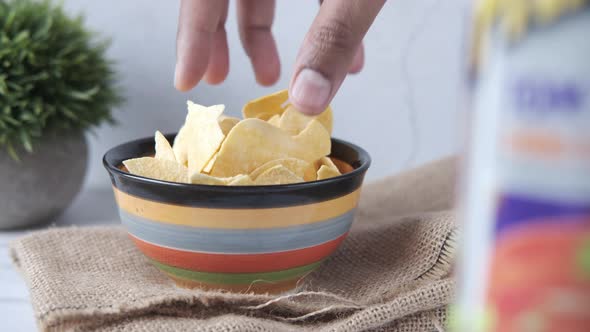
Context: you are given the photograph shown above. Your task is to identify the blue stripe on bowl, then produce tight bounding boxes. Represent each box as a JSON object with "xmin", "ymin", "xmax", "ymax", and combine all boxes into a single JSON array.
[{"xmin": 120, "ymin": 209, "xmax": 354, "ymax": 254}]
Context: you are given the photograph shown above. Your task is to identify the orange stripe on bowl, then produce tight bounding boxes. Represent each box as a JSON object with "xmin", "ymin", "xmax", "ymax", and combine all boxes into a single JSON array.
[
  {"xmin": 130, "ymin": 233, "xmax": 347, "ymax": 273},
  {"xmin": 114, "ymin": 187, "xmax": 360, "ymax": 229}
]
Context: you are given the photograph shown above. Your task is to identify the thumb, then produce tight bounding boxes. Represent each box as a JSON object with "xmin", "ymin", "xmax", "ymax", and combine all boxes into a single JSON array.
[{"xmin": 289, "ymin": 0, "xmax": 385, "ymax": 115}]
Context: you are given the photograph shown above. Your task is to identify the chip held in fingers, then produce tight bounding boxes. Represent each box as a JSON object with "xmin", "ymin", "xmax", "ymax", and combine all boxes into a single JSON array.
[
  {"xmin": 243, "ymin": 89, "xmax": 333, "ymax": 135},
  {"xmin": 242, "ymin": 89, "xmax": 289, "ymax": 120},
  {"xmin": 122, "ymin": 90, "xmax": 348, "ymax": 185},
  {"xmin": 210, "ymin": 118, "xmax": 330, "ymax": 177},
  {"xmin": 267, "ymin": 114, "xmax": 281, "ymax": 127},
  {"xmin": 279, "ymin": 104, "xmax": 333, "ymax": 135}
]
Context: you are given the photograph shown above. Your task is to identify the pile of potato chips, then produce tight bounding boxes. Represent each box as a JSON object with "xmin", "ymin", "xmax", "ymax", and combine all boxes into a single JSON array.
[{"xmin": 123, "ymin": 90, "xmax": 342, "ymax": 185}]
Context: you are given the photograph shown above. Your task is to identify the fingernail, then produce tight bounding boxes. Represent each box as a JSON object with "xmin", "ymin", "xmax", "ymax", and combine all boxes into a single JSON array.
[{"xmin": 291, "ymin": 68, "xmax": 331, "ymax": 115}]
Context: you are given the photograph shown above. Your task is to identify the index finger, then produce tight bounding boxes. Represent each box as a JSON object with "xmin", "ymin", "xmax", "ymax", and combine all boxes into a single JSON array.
[
  {"xmin": 237, "ymin": 0, "xmax": 280, "ymax": 86},
  {"xmin": 175, "ymin": 0, "xmax": 226, "ymax": 91},
  {"xmin": 289, "ymin": 0, "xmax": 385, "ymax": 114}
]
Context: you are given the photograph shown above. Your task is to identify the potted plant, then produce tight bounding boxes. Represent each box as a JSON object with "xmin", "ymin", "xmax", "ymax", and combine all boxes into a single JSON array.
[{"xmin": 0, "ymin": 0, "xmax": 122, "ymax": 229}]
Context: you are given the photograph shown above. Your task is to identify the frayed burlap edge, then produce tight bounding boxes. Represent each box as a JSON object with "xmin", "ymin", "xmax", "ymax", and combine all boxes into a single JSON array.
[{"xmin": 10, "ymin": 224, "xmax": 457, "ymax": 332}]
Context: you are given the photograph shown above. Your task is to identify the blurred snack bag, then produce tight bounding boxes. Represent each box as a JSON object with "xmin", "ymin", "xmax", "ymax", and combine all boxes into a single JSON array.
[{"xmin": 453, "ymin": 1, "xmax": 590, "ymax": 331}]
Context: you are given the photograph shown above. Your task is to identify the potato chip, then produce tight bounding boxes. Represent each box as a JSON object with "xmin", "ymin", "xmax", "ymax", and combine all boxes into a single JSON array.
[
  {"xmin": 173, "ymin": 102, "xmax": 225, "ymax": 170},
  {"xmin": 184, "ymin": 102, "xmax": 225, "ymax": 174},
  {"xmin": 172, "ymin": 107, "xmax": 201, "ymax": 166},
  {"xmin": 242, "ymin": 89, "xmax": 332, "ymax": 134},
  {"xmin": 201, "ymin": 114, "xmax": 238, "ymax": 173},
  {"xmin": 126, "ymin": 88, "xmax": 347, "ymax": 187},
  {"xmin": 172, "ymin": 122, "xmax": 190, "ymax": 166},
  {"xmin": 189, "ymin": 173, "xmax": 227, "ymax": 185},
  {"xmin": 253, "ymin": 112, "xmax": 275, "ymax": 121},
  {"xmin": 123, "ymin": 157, "xmax": 188, "ymax": 183},
  {"xmin": 279, "ymin": 104, "xmax": 333, "ymax": 135},
  {"xmin": 316, "ymin": 156, "xmax": 339, "ymax": 172},
  {"xmin": 249, "ymin": 158, "xmax": 315, "ymax": 181},
  {"xmin": 317, "ymin": 165, "xmax": 341, "ymax": 180},
  {"xmin": 254, "ymin": 165, "xmax": 304, "ymax": 185},
  {"xmin": 317, "ymin": 105, "xmax": 333, "ymax": 134},
  {"xmin": 218, "ymin": 115, "xmax": 240, "ymax": 135},
  {"xmin": 242, "ymin": 89, "xmax": 289, "ymax": 119},
  {"xmin": 202, "ymin": 153, "xmax": 217, "ymax": 173},
  {"xmin": 210, "ymin": 118, "xmax": 330, "ymax": 177},
  {"xmin": 190, "ymin": 172, "xmax": 254, "ymax": 186},
  {"xmin": 227, "ymin": 174, "xmax": 254, "ymax": 186},
  {"xmin": 267, "ymin": 114, "xmax": 281, "ymax": 127},
  {"xmin": 154, "ymin": 131, "xmax": 176, "ymax": 162},
  {"xmin": 291, "ymin": 120, "xmax": 331, "ymax": 159},
  {"xmin": 315, "ymin": 156, "xmax": 341, "ymax": 180}
]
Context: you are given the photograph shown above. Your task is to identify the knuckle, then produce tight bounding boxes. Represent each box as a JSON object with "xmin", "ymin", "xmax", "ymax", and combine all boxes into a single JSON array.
[{"xmin": 309, "ymin": 20, "xmax": 355, "ymax": 55}]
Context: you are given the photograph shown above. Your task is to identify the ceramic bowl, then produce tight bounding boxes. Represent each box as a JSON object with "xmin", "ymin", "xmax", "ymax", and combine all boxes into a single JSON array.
[{"xmin": 103, "ymin": 134, "xmax": 370, "ymax": 294}]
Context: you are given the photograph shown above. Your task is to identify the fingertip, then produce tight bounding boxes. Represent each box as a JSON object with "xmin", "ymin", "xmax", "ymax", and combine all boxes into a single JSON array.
[
  {"xmin": 288, "ymin": 68, "xmax": 331, "ymax": 116},
  {"xmin": 175, "ymin": 39, "xmax": 209, "ymax": 91},
  {"xmin": 204, "ymin": 28, "xmax": 230, "ymax": 85},
  {"xmin": 348, "ymin": 62, "xmax": 363, "ymax": 74},
  {"xmin": 174, "ymin": 64, "xmax": 199, "ymax": 91},
  {"xmin": 175, "ymin": 0, "xmax": 227, "ymax": 91},
  {"xmin": 254, "ymin": 55, "xmax": 280, "ymax": 86},
  {"xmin": 348, "ymin": 46, "xmax": 364, "ymax": 74},
  {"xmin": 204, "ymin": 71, "xmax": 228, "ymax": 85},
  {"xmin": 247, "ymin": 34, "xmax": 281, "ymax": 86},
  {"xmin": 256, "ymin": 74, "xmax": 279, "ymax": 87},
  {"xmin": 203, "ymin": 56, "xmax": 229, "ymax": 85},
  {"xmin": 175, "ymin": 81, "xmax": 199, "ymax": 92}
]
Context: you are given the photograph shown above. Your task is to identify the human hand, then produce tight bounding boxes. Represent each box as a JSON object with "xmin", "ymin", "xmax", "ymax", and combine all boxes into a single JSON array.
[{"xmin": 174, "ymin": 0, "xmax": 385, "ymax": 115}]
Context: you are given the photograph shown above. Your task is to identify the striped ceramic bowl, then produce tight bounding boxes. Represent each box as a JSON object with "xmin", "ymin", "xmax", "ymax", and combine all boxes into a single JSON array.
[{"xmin": 103, "ymin": 134, "xmax": 370, "ymax": 294}]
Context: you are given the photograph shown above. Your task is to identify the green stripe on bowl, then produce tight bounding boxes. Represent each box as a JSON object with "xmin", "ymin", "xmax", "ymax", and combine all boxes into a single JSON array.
[{"xmin": 150, "ymin": 259, "xmax": 322, "ymax": 285}]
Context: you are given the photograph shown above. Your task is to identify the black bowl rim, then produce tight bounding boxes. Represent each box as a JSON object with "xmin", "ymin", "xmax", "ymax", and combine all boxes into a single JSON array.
[{"xmin": 103, "ymin": 134, "xmax": 371, "ymax": 193}]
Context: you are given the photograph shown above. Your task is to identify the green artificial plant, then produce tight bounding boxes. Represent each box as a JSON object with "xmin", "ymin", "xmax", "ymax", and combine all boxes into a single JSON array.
[{"xmin": 0, "ymin": 0, "xmax": 122, "ymax": 159}]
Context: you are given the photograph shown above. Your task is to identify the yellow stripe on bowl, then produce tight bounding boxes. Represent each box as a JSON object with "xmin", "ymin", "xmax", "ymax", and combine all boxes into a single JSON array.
[{"xmin": 114, "ymin": 187, "xmax": 360, "ymax": 229}]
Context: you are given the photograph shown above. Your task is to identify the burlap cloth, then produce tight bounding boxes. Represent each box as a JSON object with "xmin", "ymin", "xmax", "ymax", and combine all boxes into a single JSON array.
[{"xmin": 10, "ymin": 157, "xmax": 458, "ymax": 332}]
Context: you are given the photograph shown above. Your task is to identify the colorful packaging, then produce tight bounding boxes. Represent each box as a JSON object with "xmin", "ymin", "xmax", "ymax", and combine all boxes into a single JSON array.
[{"xmin": 453, "ymin": 1, "xmax": 590, "ymax": 331}]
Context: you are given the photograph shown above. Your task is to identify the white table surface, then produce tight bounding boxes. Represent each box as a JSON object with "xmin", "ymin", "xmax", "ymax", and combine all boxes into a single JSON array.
[{"xmin": 0, "ymin": 188, "xmax": 119, "ymax": 332}]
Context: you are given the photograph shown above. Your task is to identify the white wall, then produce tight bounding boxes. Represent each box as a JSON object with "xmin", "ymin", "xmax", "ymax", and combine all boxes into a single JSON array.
[{"xmin": 62, "ymin": 0, "xmax": 468, "ymax": 189}]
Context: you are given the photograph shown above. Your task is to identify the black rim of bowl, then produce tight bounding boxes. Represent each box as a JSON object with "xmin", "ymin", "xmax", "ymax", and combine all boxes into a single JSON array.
[{"xmin": 103, "ymin": 134, "xmax": 371, "ymax": 192}]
